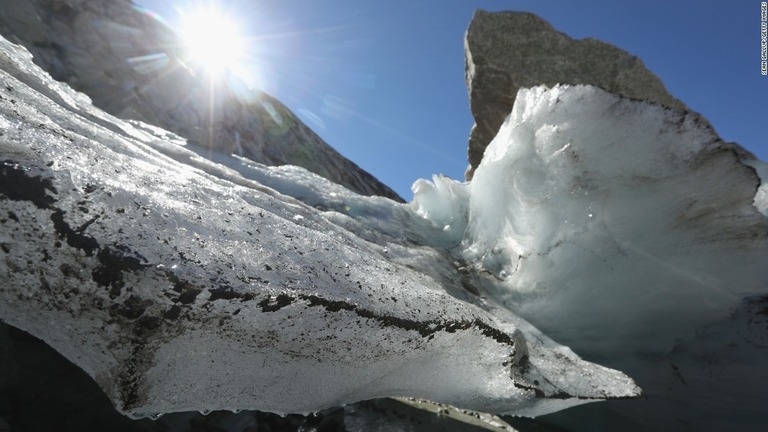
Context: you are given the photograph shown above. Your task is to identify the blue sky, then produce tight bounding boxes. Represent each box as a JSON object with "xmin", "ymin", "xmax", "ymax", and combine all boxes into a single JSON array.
[{"xmin": 138, "ymin": 0, "xmax": 767, "ymax": 200}]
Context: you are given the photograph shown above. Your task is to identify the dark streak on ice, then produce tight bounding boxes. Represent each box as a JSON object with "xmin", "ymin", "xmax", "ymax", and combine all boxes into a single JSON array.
[
  {"xmin": 0, "ymin": 161, "xmax": 102, "ymax": 257},
  {"xmin": 0, "ymin": 160, "xmax": 57, "ymax": 209},
  {"xmin": 298, "ymin": 293, "xmax": 515, "ymax": 347},
  {"xmin": 298, "ymin": 294, "xmax": 515, "ymax": 346},
  {"xmin": 208, "ymin": 287, "xmax": 243, "ymax": 301},
  {"xmin": 51, "ymin": 210, "xmax": 100, "ymax": 256},
  {"xmin": 201, "ymin": 285, "xmax": 516, "ymax": 348},
  {"xmin": 258, "ymin": 294, "xmax": 294, "ymax": 312},
  {"xmin": 92, "ymin": 246, "xmax": 151, "ymax": 296}
]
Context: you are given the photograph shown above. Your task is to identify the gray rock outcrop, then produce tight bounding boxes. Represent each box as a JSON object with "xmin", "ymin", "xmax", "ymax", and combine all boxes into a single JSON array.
[
  {"xmin": 464, "ymin": 10, "xmax": 691, "ymax": 179},
  {"xmin": 0, "ymin": 0, "xmax": 403, "ymax": 202}
]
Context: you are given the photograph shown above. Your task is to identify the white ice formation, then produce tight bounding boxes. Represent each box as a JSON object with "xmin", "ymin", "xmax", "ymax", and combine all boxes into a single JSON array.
[
  {"xmin": 0, "ymin": 35, "xmax": 640, "ymax": 420},
  {"xmin": 413, "ymin": 85, "xmax": 768, "ymax": 429},
  {"xmin": 2, "ymin": 26, "xmax": 767, "ymax": 429},
  {"xmin": 459, "ymin": 85, "xmax": 768, "ymax": 354}
]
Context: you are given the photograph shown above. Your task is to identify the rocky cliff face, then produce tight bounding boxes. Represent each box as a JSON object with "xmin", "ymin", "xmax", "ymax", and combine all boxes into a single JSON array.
[
  {"xmin": 464, "ymin": 10, "xmax": 694, "ymax": 179},
  {"xmin": 0, "ymin": 0, "xmax": 403, "ymax": 202}
]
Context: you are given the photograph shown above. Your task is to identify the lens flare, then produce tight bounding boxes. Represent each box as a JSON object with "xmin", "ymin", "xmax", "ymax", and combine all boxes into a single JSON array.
[{"xmin": 178, "ymin": 5, "xmax": 245, "ymax": 78}]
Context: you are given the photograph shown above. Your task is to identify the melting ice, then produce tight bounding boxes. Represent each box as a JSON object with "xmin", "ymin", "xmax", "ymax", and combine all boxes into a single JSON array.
[
  {"xmin": 3, "ymin": 33, "xmax": 766, "ymax": 428},
  {"xmin": 414, "ymin": 85, "xmax": 768, "ymax": 356},
  {"xmin": 0, "ymin": 35, "xmax": 641, "ymax": 420}
]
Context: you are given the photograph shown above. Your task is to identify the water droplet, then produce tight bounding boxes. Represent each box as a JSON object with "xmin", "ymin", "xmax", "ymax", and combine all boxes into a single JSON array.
[{"xmin": 588, "ymin": 213, "xmax": 593, "ymax": 218}]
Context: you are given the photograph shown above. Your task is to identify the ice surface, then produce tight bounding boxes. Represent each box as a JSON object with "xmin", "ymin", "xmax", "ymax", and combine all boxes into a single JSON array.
[
  {"xmin": 411, "ymin": 85, "xmax": 768, "ymax": 428},
  {"xmin": 410, "ymin": 175, "xmax": 470, "ymax": 246},
  {"xmin": 413, "ymin": 85, "xmax": 768, "ymax": 354},
  {"xmin": 0, "ymin": 35, "xmax": 639, "ymax": 420},
  {"xmin": 458, "ymin": 85, "xmax": 768, "ymax": 355}
]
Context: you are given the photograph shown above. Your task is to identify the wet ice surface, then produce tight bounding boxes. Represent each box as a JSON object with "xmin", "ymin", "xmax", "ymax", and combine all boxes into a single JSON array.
[{"xmin": 0, "ymin": 35, "xmax": 639, "ymax": 421}]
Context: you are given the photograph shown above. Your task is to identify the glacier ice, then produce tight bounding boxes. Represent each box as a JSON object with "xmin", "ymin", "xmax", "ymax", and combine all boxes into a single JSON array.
[
  {"xmin": 411, "ymin": 174, "xmax": 470, "ymax": 246},
  {"xmin": 458, "ymin": 84, "xmax": 768, "ymax": 355},
  {"xmin": 411, "ymin": 85, "xmax": 768, "ymax": 429},
  {"xmin": 0, "ymin": 34, "xmax": 640, "ymax": 420}
]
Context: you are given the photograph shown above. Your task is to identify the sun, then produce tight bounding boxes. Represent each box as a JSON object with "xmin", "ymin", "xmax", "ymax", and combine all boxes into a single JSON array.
[{"xmin": 178, "ymin": 5, "xmax": 246, "ymax": 78}]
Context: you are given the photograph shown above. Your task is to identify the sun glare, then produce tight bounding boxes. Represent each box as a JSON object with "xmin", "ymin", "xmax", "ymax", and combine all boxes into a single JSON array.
[{"xmin": 179, "ymin": 6, "xmax": 246, "ymax": 78}]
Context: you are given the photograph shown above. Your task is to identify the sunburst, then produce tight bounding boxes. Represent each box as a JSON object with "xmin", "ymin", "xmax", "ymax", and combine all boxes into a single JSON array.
[{"xmin": 177, "ymin": 4, "xmax": 246, "ymax": 79}]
